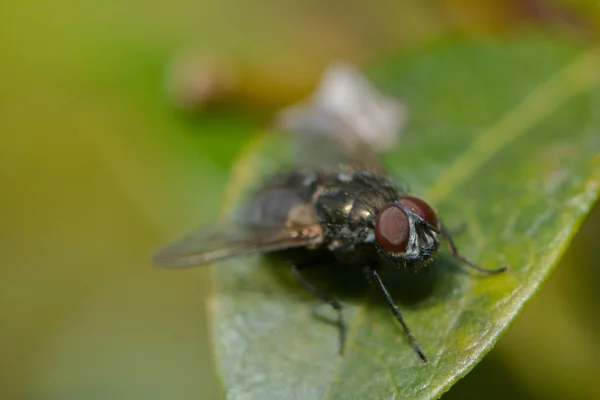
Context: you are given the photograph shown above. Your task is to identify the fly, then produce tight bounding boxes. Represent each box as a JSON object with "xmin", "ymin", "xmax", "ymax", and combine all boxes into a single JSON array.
[{"xmin": 152, "ymin": 64, "xmax": 508, "ymax": 363}]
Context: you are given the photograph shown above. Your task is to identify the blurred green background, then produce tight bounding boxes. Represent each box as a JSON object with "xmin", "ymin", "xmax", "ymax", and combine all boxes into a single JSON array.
[{"xmin": 1, "ymin": 1, "xmax": 599, "ymax": 399}]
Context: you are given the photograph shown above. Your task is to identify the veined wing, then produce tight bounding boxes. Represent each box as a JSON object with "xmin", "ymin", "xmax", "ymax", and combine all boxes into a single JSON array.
[{"xmin": 152, "ymin": 222, "xmax": 323, "ymax": 268}]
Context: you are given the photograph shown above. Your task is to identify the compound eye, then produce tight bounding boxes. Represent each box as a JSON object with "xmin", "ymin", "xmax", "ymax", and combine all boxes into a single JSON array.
[
  {"xmin": 398, "ymin": 196, "xmax": 439, "ymax": 227},
  {"xmin": 375, "ymin": 204, "xmax": 409, "ymax": 253}
]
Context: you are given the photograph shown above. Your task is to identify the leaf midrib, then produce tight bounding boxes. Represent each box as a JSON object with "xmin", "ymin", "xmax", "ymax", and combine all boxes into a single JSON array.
[{"xmin": 427, "ymin": 47, "xmax": 600, "ymax": 203}]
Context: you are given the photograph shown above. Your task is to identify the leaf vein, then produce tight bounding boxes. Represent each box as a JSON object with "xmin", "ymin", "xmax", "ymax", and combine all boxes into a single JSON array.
[{"xmin": 427, "ymin": 47, "xmax": 600, "ymax": 203}]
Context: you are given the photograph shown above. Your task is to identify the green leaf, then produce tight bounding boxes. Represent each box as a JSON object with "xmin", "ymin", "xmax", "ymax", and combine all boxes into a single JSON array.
[{"xmin": 209, "ymin": 37, "xmax": 600, "ymax": 399}]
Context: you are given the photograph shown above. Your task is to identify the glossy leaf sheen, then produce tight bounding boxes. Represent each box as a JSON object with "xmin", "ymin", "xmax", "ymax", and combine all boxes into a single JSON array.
[{"xmin": 210, "ymin": 38, "xmax": 600, "ymax": 399}]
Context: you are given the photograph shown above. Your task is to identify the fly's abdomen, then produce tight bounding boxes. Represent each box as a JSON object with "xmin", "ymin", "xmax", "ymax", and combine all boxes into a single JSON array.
[{"xmin": 245, "ymin": 172, "xmax": 319, "ymax": 227}]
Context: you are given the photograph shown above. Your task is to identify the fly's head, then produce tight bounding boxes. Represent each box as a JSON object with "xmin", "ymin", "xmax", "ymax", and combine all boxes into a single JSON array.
[{"xmin": 374, "ymin": 196, "xmax": 440, "ymax": 266}]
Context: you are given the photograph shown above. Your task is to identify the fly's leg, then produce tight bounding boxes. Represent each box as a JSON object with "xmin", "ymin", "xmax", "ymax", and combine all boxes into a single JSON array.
[
  {"xmin": 365, "ymin": 267, "xmax": 428, "ymax": 363},
  {"xmin": 290, "ymin": 264, "xmax": 346, "ymax": 355},
  {"xmin": 440, "ymin": 221, "xmax": 508, "ymax": 275}
]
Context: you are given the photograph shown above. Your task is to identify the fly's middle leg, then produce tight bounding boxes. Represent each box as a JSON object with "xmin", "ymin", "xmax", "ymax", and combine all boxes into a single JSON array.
[{"xmin": 290, "ymin": 264, "xmax": 346, "ymax": 355}]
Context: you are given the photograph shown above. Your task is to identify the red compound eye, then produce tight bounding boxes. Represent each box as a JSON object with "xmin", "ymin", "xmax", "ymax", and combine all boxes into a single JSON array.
[
  {"xmin": 398, "ymin": 196, "xmax": 438, "ymax": 227},
  {"xmin": 375, "ymin": 204, "xmax": 409, "ymax": 253}
]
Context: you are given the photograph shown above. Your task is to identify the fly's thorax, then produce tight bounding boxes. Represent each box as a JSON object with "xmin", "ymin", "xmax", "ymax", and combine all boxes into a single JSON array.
[
  {"xmin": 311, "ymin": 169, "xmax": 398, "ymax": 222},
  {"xmin": 309, "ymin": 169, "xmax": 399, "ymax": 262}
]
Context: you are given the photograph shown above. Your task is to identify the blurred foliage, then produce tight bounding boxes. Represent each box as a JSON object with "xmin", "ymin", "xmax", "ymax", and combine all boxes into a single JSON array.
[{"xmin": 1, "ymin": 1, "xmax": 599, "ymax": 399}]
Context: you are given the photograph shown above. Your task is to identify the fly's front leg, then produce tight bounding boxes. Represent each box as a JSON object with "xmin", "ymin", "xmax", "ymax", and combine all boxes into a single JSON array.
[
  {"xmin": 440, "ymin": 222, "xmax": 508, "ymax": 275},
  {"xmin": 364, "ymin": 266, "xmax": 428, "ymax": 363},
  {"xmin": 290, "ymin": 264, "xmax": 346, "ymax": 354}
]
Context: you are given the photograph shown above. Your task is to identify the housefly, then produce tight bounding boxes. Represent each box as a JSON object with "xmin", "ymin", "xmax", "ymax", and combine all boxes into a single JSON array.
[{"xmin": 153, "ymin": 64, "xmax": 507, "ymax": 363}]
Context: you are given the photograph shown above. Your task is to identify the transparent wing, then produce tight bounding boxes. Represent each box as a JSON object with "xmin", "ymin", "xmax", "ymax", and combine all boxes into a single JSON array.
[
  {"xmin": 272, "ymin": 63, "xmax": 407, "ymax": 172},
  {"xmin": 152, "ymin": 222, "xmax": 323, "ymax": 268},
  {"xmin": 291, "ymin": 129, "xmax": 384, "ymax": 172}
]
